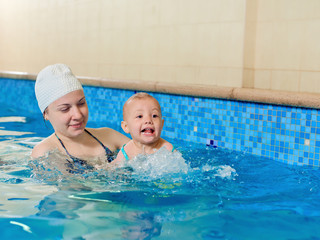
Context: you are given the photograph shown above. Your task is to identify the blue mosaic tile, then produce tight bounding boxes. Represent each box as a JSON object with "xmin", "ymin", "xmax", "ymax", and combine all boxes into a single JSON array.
[
  {"xmin": 0, "ymin": 78, "xmax": 39, "ymax": 114},
  {"xmin": 2, "ymin": 77, "xmax": 320, "ymax": 167}
]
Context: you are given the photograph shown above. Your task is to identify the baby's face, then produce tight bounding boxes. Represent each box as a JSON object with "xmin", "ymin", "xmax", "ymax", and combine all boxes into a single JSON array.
[{"xmin": 123, "ymin": 97, "xmax": 164, "ymax": 145}]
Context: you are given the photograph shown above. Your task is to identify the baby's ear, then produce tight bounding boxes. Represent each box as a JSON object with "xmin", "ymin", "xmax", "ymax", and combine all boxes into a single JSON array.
[{"xmin": 121, "ymin": 121, "xmax": 130, "ymax": 134}]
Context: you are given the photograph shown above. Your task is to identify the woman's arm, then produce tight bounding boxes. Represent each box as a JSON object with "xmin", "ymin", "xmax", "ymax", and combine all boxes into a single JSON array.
[{"xmin": 31, "ymin": 135, "xmax": 56, "ymax": 158}]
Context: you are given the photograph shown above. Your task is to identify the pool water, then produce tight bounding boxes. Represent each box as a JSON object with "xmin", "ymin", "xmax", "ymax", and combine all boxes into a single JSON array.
[{"xmin": 0, "ymin": 103, "xmax": 320, "ymax": 240}]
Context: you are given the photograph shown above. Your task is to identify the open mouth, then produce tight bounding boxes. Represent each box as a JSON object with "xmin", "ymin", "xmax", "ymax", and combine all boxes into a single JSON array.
[{"xmin": 141, "ymin": 128, "xmax": 154, "ymax": 134}]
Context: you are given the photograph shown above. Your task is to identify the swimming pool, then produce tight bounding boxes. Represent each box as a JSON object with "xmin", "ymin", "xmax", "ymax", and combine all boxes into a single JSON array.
[
  {"xmin": 0, "ymin": 78, "xmax": 320, "ymax": 239},
  {"xmin": 0, "ymin": 100, "xmax": 320, "ymax": 239}
]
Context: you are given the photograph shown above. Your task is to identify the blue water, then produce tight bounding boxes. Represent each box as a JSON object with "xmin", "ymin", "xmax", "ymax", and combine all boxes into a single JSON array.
[{"xmin": 0, "ymin": 103, "xmax": 320, "ymax": 240}]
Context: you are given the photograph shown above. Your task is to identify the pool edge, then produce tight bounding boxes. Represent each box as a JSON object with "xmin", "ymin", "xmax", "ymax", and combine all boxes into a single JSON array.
[{"xmin": 1, "ymin": 70, "xmax": 320, "ymax": 109}]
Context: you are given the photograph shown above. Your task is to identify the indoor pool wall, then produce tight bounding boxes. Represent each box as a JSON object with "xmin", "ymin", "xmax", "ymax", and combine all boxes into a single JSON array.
[{"xmin": 1, "ymin": 77, "xmax": 319, "ymax": 167}]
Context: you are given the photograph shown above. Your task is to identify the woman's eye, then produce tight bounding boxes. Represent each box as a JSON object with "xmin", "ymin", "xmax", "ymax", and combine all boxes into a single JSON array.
[{"xmin": 60, "ymin": 108, "xmax": 69, "ymax": 112}]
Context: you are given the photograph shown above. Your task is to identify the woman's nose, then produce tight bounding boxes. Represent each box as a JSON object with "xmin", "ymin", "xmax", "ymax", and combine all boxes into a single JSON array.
[{"xmin": 71, "ymin": 106, "xmax": 82, "ymax": 118}]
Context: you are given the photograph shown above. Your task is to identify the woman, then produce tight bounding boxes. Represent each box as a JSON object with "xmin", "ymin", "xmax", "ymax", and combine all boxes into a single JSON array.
[{"xmin": 31, "ymin": 63, "xmax": 129, "ymax": 172}]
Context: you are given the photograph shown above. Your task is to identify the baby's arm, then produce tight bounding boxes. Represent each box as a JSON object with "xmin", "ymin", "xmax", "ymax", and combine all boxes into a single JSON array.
[
  {"xmin": 112, "ymin": 150, "xmax": 125, "ymax": 165},
  {"xmin": 111, "ymin": 150, "xmax": 124, "ymax": 164},
  {"xmin": 162, "ymin": 139, "xmax": 174, "ymax": 152}
]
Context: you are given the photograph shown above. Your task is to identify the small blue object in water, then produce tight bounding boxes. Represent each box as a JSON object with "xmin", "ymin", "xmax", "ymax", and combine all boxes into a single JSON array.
[{"xmin": 206, "ymin": 139, "xmax": 218, "ymax": 148}]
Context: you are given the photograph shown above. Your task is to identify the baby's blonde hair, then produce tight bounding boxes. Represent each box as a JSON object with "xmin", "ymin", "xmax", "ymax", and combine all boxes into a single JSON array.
[{"xmin": 123, "ymin": 92, "xmax": 161, "ymax": 120}]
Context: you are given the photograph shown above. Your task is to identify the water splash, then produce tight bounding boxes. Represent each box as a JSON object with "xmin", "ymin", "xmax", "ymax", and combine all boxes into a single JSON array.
[
  {"xmin": 28, "ymin": 146, "xmax": 238, "ymax": 194},
  {"xmin": 125, "ymin": 147, "xmax": 190, "ymax": 181},
  {"xmin": 195, "ymin": 164, "xmax": 237, "ymax": 180}
]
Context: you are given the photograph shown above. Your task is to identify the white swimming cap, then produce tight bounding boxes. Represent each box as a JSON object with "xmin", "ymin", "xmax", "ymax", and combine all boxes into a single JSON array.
[{"xmin": 35, "ymin": 64, "xmax": 83, "ymax": 113}]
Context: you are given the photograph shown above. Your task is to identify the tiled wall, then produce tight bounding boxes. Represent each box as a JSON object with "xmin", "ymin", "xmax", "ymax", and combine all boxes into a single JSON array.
[
  {"xmin": 2, "ymin": 1, "xmax": 320, "ymax": 94},
  {"xmin": 0, "ymin": 0, "xmax": 246, "ymax": 88},
  {"xmin": 1, "ymin": 78, "xmax": 318, "ymax": 167}
]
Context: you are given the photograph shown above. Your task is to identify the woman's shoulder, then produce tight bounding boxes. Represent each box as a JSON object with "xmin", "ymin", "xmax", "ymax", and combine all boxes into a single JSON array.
[
  {"xmin": 86, "ymin": 127, "xmax": 130, "ymax": 150},
  {"xmin": 31, "ymin": 134, "xmax": 56, "ymax": 158},
  {"xmin": 87, "ymin": 127, "xmax": 115, "ymax": 134},
  {"xmin": 86, "ymin": 127, "xmax": 123, "ymax": 139}
]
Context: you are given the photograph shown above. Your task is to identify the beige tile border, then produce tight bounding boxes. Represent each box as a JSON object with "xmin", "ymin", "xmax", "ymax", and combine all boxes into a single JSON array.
[{"xmin": 1, "ymin": 71, "xmax": 320, "ymax": 109}]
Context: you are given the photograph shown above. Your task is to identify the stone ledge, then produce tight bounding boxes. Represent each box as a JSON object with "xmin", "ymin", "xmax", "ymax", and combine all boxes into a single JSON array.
[{"xmin": 1, "ymin": 71, "xmax": 320, "ymax": 109}]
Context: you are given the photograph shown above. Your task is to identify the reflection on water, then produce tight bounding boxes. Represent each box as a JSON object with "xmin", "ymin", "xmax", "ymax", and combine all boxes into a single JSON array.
[
  {"xmin": 0, "ymin": 131, "xmax": 320, "ymax": 239},
  {"xmin": 0, "ymin": 116, "xmax": 27, "ymax": 123},
  {"xmin": 0, "ymin": 116, "xmax": 33, "ymax": 136},
  {"xmin": 0, "ymin": 139, "xmax": 57, "ymax": 219}
]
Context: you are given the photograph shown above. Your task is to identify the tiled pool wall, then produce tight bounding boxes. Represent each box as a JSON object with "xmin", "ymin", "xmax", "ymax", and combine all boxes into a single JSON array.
[{"xmin": 1, "ymin": 78, "xmax": 319, "ymax": 167}]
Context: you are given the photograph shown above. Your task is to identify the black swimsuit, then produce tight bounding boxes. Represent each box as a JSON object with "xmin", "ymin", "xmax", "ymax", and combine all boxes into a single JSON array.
[{"xmin": 55, "ymin": 129, "xmax": 113, "ymax": 174}]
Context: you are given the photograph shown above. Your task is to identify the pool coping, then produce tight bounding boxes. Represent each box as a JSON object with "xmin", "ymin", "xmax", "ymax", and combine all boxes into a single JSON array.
[{"xmin": 1, "ymin": 70, "xmax": 320, "ymax": 109}]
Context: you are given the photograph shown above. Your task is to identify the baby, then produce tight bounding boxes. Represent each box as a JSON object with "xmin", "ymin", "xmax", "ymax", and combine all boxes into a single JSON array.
[{"xmin": 113, "ymin": 92, "xmax": 174, "ymax": 164}]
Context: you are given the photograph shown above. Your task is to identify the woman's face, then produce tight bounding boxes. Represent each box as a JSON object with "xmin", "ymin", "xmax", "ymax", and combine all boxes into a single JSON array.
[{"xmin": 45, "ymin": 90, "xmax": 89, "ymax": 138}]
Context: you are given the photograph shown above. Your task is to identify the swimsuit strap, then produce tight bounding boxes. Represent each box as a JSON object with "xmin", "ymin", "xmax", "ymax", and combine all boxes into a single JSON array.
[
  {"xmin": 171, "ymin": 145, "xmax": 175, "ymax": 152},
  {"xmin": 55, "ymin": 129, "xmax": 113, "ymax": 161},
  {"xmin": 55, "ymin": 133, "xmax": 72, "ymax": 157},
  {"xmin": 84, "ymin": 129, "xmax": 112, "ymax": 155},
  {"xmin": 121, "ymin": 144, "xmax": 130, "ymax": 161}
]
